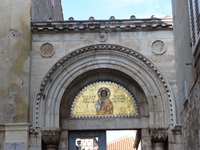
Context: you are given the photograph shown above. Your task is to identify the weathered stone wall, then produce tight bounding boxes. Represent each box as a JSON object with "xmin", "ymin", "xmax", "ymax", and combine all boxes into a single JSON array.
[
  {"xmin": 172, "ymin": 0, "xmax": 196, "ymax": 120},
  {"xmin": 0, "ymin": 126, "xmax": 5, "ymax": 150},
  {"xmin": 31, "ymin": 0, "xmax": 63, "ymax": 21},
  {"xmin": 0, "ymin": 0, "xmax": 31, "ymax": 123},
  {"xmin": 181, "ymin": 74, "xmax": 200, "ymax": 150}
]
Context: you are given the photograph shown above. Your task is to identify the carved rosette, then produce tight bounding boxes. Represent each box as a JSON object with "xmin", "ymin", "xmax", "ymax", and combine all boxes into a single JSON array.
[
  {"xmin": 150, "ymin": 129, "xmax": 168, "ymax": 143},
  {"xmin": 41, "ymin": 128, "xmax": 60, "ymax": 146},
  {"xmin": 99, "ymin": 33, "xmax": 107, "ymax": 42}
]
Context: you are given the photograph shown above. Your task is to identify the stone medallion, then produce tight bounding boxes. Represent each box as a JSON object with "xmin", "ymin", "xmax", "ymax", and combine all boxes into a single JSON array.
[
  {"xmin": 151, "ymin": 40, "xmax": 167, "ymax": 55},
  {"xmin": 99, "ymin": 33, "xmax": 107, "ymax": 42},
  {"xmin": 40, "ymin": 43, "xmax": 55, "ymax": 57}
]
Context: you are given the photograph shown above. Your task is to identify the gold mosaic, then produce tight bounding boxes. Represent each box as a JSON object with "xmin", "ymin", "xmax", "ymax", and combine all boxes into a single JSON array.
[{"xmin": 70, "ymin": 81, "xmax": 139, "ymax": 118}]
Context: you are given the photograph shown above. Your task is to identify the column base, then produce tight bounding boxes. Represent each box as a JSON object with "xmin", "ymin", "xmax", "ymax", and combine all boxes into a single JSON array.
[
  {"xmin": 154, "ymin": 142, "xmax": 164, "ymax": 150},
  {"xmin": 46, "ymin": 144, "xmax": 57, "ymax": 150}
]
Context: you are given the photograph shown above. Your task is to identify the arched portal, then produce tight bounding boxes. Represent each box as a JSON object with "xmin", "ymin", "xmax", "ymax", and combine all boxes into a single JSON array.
[{"xmin": 31, "ymin": 44, "xmax": 176, "ymax": 149}]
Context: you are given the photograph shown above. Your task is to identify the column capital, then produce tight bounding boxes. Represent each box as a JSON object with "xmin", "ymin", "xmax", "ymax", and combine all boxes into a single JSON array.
[
  {"xmin": 172, "ymin": 124, "xmax": 182, "ymax": 135},
  {"xmin": 150, "ymin": 128, "xmax": 168, "ymax": 143},
  {"xmin": 41, "ymin": 127, "xmax": 60, "ymax": 145},
  {"xmin": 29, "ymin": 127, "xmax": 39, "ymax": 138}
]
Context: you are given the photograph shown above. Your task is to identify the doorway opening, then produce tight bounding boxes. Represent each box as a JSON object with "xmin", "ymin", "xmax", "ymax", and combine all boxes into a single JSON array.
[
  {"xmin": 107, "ymin": 130, "xmax": 141, "ymax": 150},
  {"xmin": 69, "ymin": 130, "xmax": 141, "ymax": 150}
]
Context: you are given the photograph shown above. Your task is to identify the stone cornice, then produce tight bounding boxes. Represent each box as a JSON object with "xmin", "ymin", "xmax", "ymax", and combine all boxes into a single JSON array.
[
  {"xmin": 31, "ymin": 18, "xmax": 173, "ymax": 33},
  {"xmin": 4, "ymin": 123, "xmax": 29, "ymax": 131}
]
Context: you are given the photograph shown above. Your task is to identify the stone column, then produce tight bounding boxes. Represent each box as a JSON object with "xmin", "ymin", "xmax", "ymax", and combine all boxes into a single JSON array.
[
  {"xmin": 59, "ymin": 130, "xmax": 68, "ymax": 149},
  {"xmin": 141, "ymin": 128, "xmax": 152, "ymax": 150},
  {"xmin": 150, "ymin": 129, "xmax": 168, "ymax": 150},
  {"xmin": 169, "ymin": 124, "xmax": 183, "ymax": 150},
  {"xmin": 153, "ymin": 143, "xmax": 164, "ymax": 150},
  {"xmin": 29, "ymin": 127, "xmax": 42, "ymax": 150},
  {"xmin": 41, "ymin": 128, "xmax": 60, "ymax": 150}
]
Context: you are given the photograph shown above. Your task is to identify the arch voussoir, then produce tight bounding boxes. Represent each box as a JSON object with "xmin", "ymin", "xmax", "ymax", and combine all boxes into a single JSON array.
[{"xmin": 32, "ymin": 44, "xmax": 176, "ymax": 129}]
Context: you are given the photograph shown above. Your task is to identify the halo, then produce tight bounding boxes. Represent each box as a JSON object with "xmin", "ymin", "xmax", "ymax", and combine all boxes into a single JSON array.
[{"xmin": 98, "ymin": 87, "xmax": 111, "ymax": 99}]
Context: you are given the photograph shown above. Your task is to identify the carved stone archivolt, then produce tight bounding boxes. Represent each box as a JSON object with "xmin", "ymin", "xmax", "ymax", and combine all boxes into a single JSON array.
[
  {"xmin": 41, "ymin": 128, "xmax": 60, "ymax": 146},
  {"xmin": 33, "ymin": 44, "xmax": 176, "ymax": 129},
  {"xmin": 150, "ymin": 129, "xmax": 168, "ymax": 143}
]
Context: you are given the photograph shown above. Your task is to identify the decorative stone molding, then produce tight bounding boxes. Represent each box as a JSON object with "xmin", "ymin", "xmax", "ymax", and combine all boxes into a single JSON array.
[
  {"xmin": 150, "ymin": 129, "xmax": 168, "ymax": 143},
  {"xmin": 99, "ymin": 33, "xmax": 107, "ymax": 42},
  {"xmin": 41, "ymin": 128, "xmax": 60, "ymax": 146},
  {"xmin": 29, "ymin": 127, "xmax": 38, "ymax": 137},
  {"xmin": 29, "ymin": 127, "xmax": 39, "ymax": 147},
  {"xmin": 130, "ymin": 15, "xmax": 136, "ymax": 19},
  {"xmin": 89, "ymin": 16, "xmax": 95, "ymax": 20},
  {"xmin": 172, "ymin": 124, "xmax": 182, "ymax": 135},
  {"xmin": 109, "ymin": 16, "xmax": 116, "ymax": 20},
  {"xmin": 151, "ymin": 40, "xmax": 167, "ymax": 55},
  {"xmin": 40, "ymin": 43, "xmax": 55, "ymax": 58},
  {"xmin": 31, "ymin": 19, "xmax": 173, "ymax": 33},
  {"xmin": 33, "ymin": 44, "xmax": 176, "ymax": 128},
  {"xmin": 68, "ymin": 17, "xmax": 74, "ymax": 21}
]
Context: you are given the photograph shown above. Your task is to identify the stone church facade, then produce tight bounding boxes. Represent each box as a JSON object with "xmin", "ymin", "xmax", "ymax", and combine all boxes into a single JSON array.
[{"xmin": 0, "ymin": 0, "xmax": 195, "ymax": 150}]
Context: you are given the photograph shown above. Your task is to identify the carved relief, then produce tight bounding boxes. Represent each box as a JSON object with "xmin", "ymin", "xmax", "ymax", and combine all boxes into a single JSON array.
[
  {"xmin": 41, "ymin": 128, "xmax": 60, "ymax": 145},
  {"xmin": 109, "ymin": 16, "xmax": 116, "ymax": 20},
  {"xmin": 89, "ymin": 16, "xmax": 95, "ymax": 20},
  {"xmin": 34, "ymin": 44, "xmax": 175, "ymax": 127},
  {"xmin": 68, "ymin": 17, "xmax": 74, "ymax": 21},
  {"xmin": 99, "ymin": 33, "xmax": 107, "ymax": 42},
  {"xmin": 40, "ymin": 43, "xmax": 55, "ymax": 57},
  {"xmin": 151, "ymin": 40, "xmax": 167, "ymax": 55},
  {"xmin": 150, "ymin": 129, "xmax": 168, "ymax": 143},
  {"xmin": 29, "ymin": 127, "xmax": 38, "ymax": 135},
  {"xmin": 172, "ymin": 124, "xmax": 182, "ymax": 135}
]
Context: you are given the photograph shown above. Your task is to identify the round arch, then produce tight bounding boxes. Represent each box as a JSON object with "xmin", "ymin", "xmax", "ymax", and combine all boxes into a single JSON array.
[{"xmin": 32, "ymin": 44, "xmax": 176, "ymax": 129}]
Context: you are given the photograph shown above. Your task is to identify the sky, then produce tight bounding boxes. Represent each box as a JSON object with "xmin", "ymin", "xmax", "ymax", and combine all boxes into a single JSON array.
[{"xmin": 61, "ymin": 0, "xmax": 172, "ymax": 20}]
